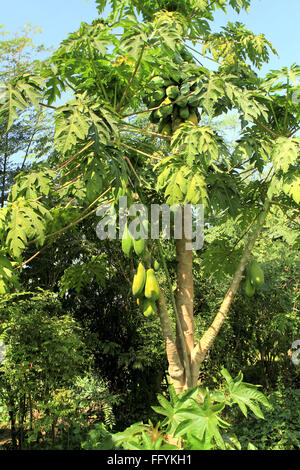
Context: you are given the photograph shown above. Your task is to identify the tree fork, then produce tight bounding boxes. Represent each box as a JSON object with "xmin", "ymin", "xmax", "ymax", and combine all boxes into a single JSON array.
[
  {"xmin": 157, "ymin": 291, "xmax": 186, "ymax": 394},
  {"xmin": 191, "ymin": 199, "xmax": 271, "ymax": 383}
]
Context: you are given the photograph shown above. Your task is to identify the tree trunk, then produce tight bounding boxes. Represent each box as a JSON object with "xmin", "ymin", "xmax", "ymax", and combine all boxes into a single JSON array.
[{"xmin": 175, "ymin": 205, "xmax": 195, "ymax": 387}]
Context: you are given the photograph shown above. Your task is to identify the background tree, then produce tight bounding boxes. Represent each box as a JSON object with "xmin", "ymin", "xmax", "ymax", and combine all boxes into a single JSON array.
[{"xmin": 0, "ymin": 25, "xmax": 53, "ymax": 207}]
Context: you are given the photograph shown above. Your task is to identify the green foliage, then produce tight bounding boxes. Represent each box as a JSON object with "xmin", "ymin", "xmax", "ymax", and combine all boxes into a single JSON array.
[
  {"xmin": 9, "ymin": 165, "xmax": 56, "ymax": 202},
  {"xmin": 0, "ymin": 75, "xmax": 44, "ymax": 132},
  {"xmin": 3, "ymin": 197, "xmax": 52, "ymax": 258},
  {"xmin": 0, "ymin": 291, "xmax": 90, "ymax": 448},
  {"xmin": 231, "ymin": 388, "xmax": 300, "ymax": 450},
  {"xmin": 98, "ymin": 368, "xmax": 270, "ymax": 450},
  {"xmin": 58, "ymin": 256, "xmax": 107, "ymax": 297}
]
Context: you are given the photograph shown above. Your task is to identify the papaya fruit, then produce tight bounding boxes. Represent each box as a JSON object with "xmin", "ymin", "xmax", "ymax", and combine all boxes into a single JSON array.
[
  {"xmin": 143, "ymin": 298, "xmax": 157, "ymax": 317},
  {"xmin": 187, "ymin": 95, "xmax": 199, "ymax": 107},
  {"xmin": 166, "ymin": 85, "xmax": 179, "ymax": 99},
  {"xmin": 158, "ymin": 98, "xmax": 173, "ymax": 118},
  {"xmin": 153, "ymin": 260, "xmax": 160, "ymax": 271},
  {"xmin": 177, "ymin": 96, "xmax": 188, "ymax": 108},
  {"xmin": 149, "ymin": 76, "xmax": 165, "ymax": 90},
  {"xmin": 144, "ymin": 268, "xmax": 160, "ymax": 301},
  {"xmin": 121, "ymin": 223, "xmax": 133, "ymax": 258},
  {"xmin": 248, "ymin": 260, "xmax": 264, "ymax": 287},
  {"xmin": 132, "ymin": 262, "xmax": 146, "ymax": 297},
  {"xmin": 153, "ymin": 88, "xmax": 165, "ymax": 102},
  {"xmin": 179, "ymin": 106, "xmax": 190, "ymax": 120},
  {"xmin": 149, "ymin": 110, "xmax": 161, "ymax": 124},
  {"xmin": 133, "ymin": 237, "xmax": 146, "ymax": 257},
  {"xmin": 244, "ymin": 277, "xmax": 255, "ymax": 297}
]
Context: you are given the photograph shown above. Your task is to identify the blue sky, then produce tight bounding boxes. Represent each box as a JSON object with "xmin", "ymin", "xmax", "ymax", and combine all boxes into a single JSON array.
[{"xmin": 1, "ymin": 0, "xmax": 299, "ymax": 76}]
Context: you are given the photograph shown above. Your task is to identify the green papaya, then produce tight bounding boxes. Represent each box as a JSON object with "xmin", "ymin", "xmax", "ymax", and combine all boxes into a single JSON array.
[
  {"xmin": 132, "ymin": 262, "xmax": 146, "ymax": 297},
  {"xmin": 149, "ymin": 76, "xmax": 165, "ymax": 90},
  {"xmin": 133, "ymin": 237, "xmax": 146, "ymax": 257},
  {"xmin": 187, "ymin": 95, "xmax": 199, "ymax": 107},
  {"xmin": 158, "ymin": 97, "xmax": 173, "ymax": 118},
  {"xmin": 179, "ymin": 106, "xmax": 190, "ymax": 120},
  {"xmin": 143, "ymin": 298, "xmax": 157, "ymax": 317},
  {"xmin": 249, "ymin": 260, "xmax": 264, "ymax": 287},
  {"xmin": 244, "ymin": 277, "xmax": 256, "ymax": 297},
  {"xmin": 144, "ymin": 268, "xmax": 160, "ymax": 301},
  {"xmin": 153, "ymin": 260, "xmax": 160, "ymax": 271},
  {"xmin": 177, "ymin": 96, "xmax": 188, "ymax": 108},
  {"xmin": 166, "ymin": 85, "xmax": 179, "ymax": 99},
  {"xmin": 149, "ymin": 110, "xmax": 160, "ymax": 124},
  {"xmin": 153, "ymin": 88, "xmax": 165, "ymax": 102},
  {"xmin": 121, "ymin": 223, "xmax": 133, "ymax": 258}
]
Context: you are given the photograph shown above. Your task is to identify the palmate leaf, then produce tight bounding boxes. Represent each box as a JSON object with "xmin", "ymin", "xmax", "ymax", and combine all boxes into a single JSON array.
[
  {"xmin": 160, "ymin": 165, "xmax": 208, "ymax": 206},
  {"xmin": 283, "ymin": 171, "xmax": 300, "ymax": 205},
  {"xmin": 9, "ymin": 167, "xmax": 56, "ymax": 202},
  {"xmin": 0, "ymin": 254, "xmax": 19, "ymax": 295},
  {"xmin": 0, "ymin": 75, "xmax": 44, "ymax": 131},
  {"xmin": 119, "ymin": 16, "xmax": 149, "ymax": 60},
  {"xmin": 54, "ymin": 102, "xmax": 90, "ymax": 155},
  {"xmin": 171, "ymin": 123, "xmax": 223, "ymax": 169},
  {"xmin": 172, "ymin": 392, "xmax": 229, "ymax": 450},
  {"xmin": 151, "ymin": 11, "xmax": 183, "ymax": 52},
  {"xmin": 221, "ymin": 368, "xmax": 272, "ymax": 419},
  {"xmin": 271, "ymin": 137, "xmax": 300, "ymax": 173},
  {"xmin": 5, "ymin": 198, "xmax": 52, "ymax": 259}
]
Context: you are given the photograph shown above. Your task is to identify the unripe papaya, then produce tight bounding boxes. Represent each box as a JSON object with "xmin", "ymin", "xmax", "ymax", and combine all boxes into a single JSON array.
[
  {"xmin": 132, "ymin": 262, "xmax": 146, "ymax": 297},
  {"xmin": 179, "ymin": 106, "xmax": 190, "ymax": 120},
  {"xmin": 177, "ymin": 96, "xmax": 188, "ymax": 108},
  {"xmin": 143, "ymin": 298, "xmax": 157, "ymax": 317},
  {"xmin": 121, "ymin": 223, "xmax": 133, "ymax": 258},
  {"xmin": 153, "ymin": 88, "xmax": 165, "ymax": 102},
  {"xmin": 158, "ymin": 98, "xmax": 173, "ymax": 118},
  {"xmin": 249, "ymin": 260, "xmax": 264, "ymax": 287},
  {"xmin": 244, "ymin": 277, "xmax": 256, "ymax": 297},
  {"xmin": 144, "ymin": 268, "xmax": 160, "ymax": 301},
  {"xmin": 149, "ymin": 76, "xmax": 165, "ymax": 90},
  {"xmin": 149, "ymin": 110, "xmax": 160, "ymax": 124},
  {"xmin": 153, "ymin": 260, "xmax": 160, "ymax": 271},
  {"xmin": 166, "ymin": 85, "xmax": 179, "ymax": 99},
  {"xmin": 133, "ymin": 237, "xmax": 146, "ymax": 257}
]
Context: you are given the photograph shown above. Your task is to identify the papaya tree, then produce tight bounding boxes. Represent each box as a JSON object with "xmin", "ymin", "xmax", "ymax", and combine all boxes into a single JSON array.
[{"xmin": 0, "ymin": 0, "xmax": 299, "ymax": 396}]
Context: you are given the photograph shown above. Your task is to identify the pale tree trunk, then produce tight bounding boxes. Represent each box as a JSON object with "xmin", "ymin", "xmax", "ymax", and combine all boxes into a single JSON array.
[
  {"xmin": 157, "ymin": 292, "xmax": 185, "ymax": 394},
  {"xmin": 175, "ymin": 205, "xmax": 194, "ymax": 389}
]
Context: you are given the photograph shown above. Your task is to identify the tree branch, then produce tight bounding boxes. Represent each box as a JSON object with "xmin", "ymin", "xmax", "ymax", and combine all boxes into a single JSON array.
[{"xmin": 191, "ymin": 198, "xmax": 271, "ymax": 377}]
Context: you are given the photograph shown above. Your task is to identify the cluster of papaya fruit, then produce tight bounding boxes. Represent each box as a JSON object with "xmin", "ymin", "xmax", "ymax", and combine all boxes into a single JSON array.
[
  {"xmin": 144, "ymin": 74, "xmax": 200, "ymax": 136},
  {"xmin": 244, "ymin": 260, "xmax": 265, "ymax": 297},
  {"xmin": 121, "ymin": 221, "xmax": 161, "ymax": 317},
  {"xmin": 121, "ymin": 222, "xmax": 147, "ymax": 258},
  {"xmin": 132, "ymin": 263, "xmax": 160, "ymax": 317}
]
